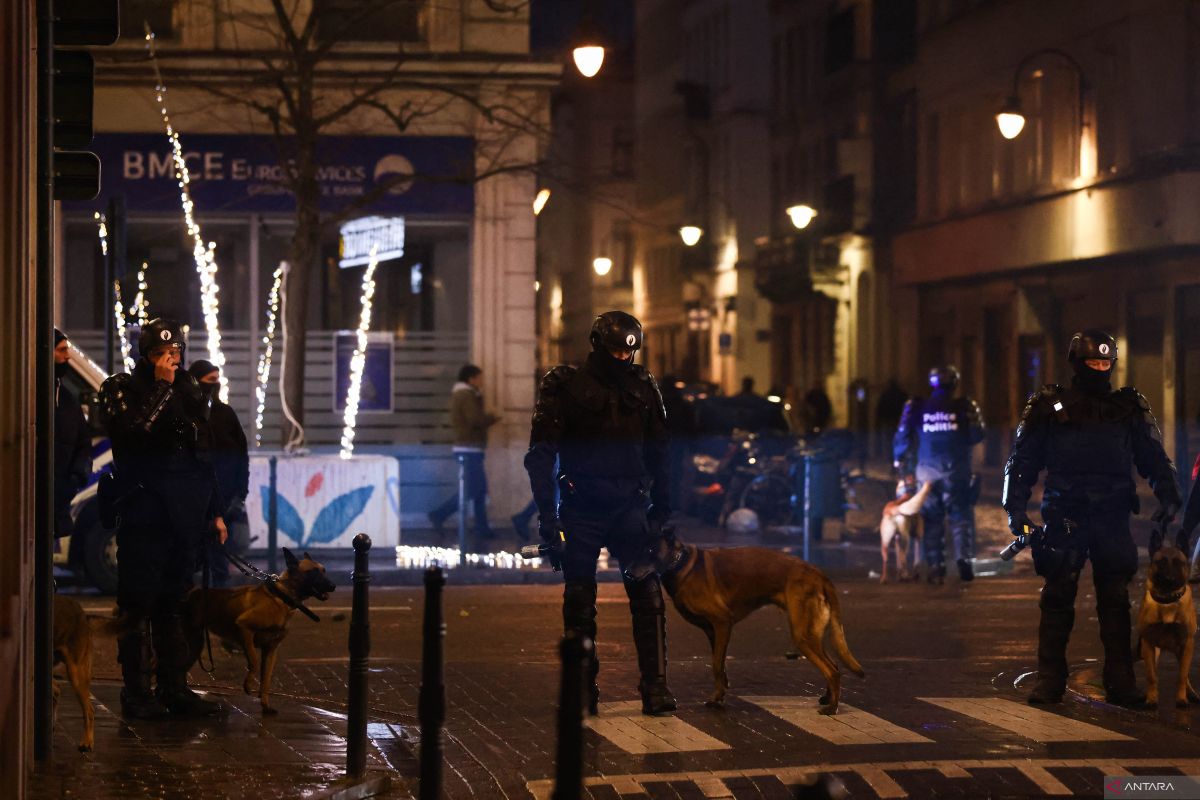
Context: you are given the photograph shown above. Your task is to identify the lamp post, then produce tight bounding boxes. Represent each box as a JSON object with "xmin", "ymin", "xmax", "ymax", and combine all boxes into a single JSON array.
[
  {"xmin": 678, "ymin": 224, "xmax": 703, "ymax": 247},
  {"xmin": 995, "ymin": 48, "xmax": 1087, "ymax": 141},
  {"xmin": 786, "ymin": 204, "xmax": 817, "ymax": 230},
  {"xmin": 571, "ymin": 10, "xmax": 607, "ymax": 78}
]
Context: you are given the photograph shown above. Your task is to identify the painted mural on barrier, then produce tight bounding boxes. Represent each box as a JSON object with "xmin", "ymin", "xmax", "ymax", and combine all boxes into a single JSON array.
[{"xmin": 247, "ymin": 454, "xmax": 400, "ymax": 548}]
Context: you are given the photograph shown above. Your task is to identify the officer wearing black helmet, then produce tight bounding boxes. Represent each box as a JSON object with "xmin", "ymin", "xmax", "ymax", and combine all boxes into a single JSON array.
[
  {"xmin": 97, "ymin": 318, "xmax": 227, "ymax": 719},
  {"xmin": 1003, "ymin": 329, "xmax": 1181, "ymax": 706},
  {"xmin": 893, "ymin": 365, "xmax": 986, "ymax": 583},
  {"xmin": 524, "ymin": 310, "xmax": 676, "ymax": 716}
]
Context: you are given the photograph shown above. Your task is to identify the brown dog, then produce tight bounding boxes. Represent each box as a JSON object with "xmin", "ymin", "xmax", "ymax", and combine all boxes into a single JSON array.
[
  {"xmin": 654, "ymin": 529, "xmax": 865, "ymax": 714},
  {"xmin": 879, "ymin": 479, "xmax": 932, "ymax": 583},
  {"xmin": 184, "ymin": 548, "xmax": 335, "ymax": 714},
  {"xmin": 52, "ymin": 595, "xmax": 122, "ymax": 752},
  {"xmin": 1137, "ymin": 543, "xmax": 1200, "ymax": 708}
]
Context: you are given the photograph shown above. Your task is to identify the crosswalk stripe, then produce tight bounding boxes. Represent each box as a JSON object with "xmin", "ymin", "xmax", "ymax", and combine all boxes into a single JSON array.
[
  {"xmin": 692, "ymin": 774, "xmax": 734, "ymax": 798},
  {"xmin": 857, "ymin": 766, "xmax": 906, "ymax": 798},
  {"xmin": 1017, "ymin": 764, "xmax": 1072, "ymax": 795},
  {"xmin": 918, "ymin": 697, "xmax": 1134, "ymax": 742},
  {"xmin": 586, "ymin": 701, "xmax": 730, "ymax": 753},
  {"xmin": 743, "ymin": 695, "xmax": 932, "ymax": 745}
]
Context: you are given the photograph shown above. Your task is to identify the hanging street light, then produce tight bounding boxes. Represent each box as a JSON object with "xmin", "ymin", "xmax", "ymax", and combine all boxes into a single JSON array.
[
  {"xmin": 996, "ymin": 48, "xmax": 1086, "ymax": 141},
  {"xmin": 678, "ymin": 224, "xmax": 703, "ymax": 247},
  {"xmin": 996, "ymin": 95, "xmax": 1026, "ymax": 140},
  {"xmin": 532, "ymin": 187, "xmax": 551, "ymax": 216},
  {"xmin": 571, "ymin": 13, "xmax": 607, "ymax": 78},
  {"xmin": 786, "ymin": 204, "xmax": 817, "ymax": 230},
  {"xmin": 592, "ymin": 256, "xmax": 613, "ymax": 276}
]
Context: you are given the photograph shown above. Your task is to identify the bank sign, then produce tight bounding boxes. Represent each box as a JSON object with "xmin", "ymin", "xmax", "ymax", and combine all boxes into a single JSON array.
[{"xmin": 72, "ymin": 133, "xmax": 475, "ymax": 215}]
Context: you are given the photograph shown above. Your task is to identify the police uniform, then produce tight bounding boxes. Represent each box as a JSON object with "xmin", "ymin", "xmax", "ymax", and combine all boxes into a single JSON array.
[
  {"xmin": 1003, "ymin": 329, "xmax": 1181, "ymax": 706},
  {"xmin": 524, "ymin": 311, "xmax": 677, "ymax": 716},
  {"xmin": 97, "ymin": 319, "xmax": 224, "ymax": 718},
  {"xmin": 893, "ymin": 366, "xmax": 985, "ymax": 582}
]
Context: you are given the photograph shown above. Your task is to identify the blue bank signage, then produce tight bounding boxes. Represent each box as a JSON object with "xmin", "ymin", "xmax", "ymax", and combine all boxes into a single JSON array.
[{"xmin": 74, "ymin": 133, "xmax": 475, "ymax": 215}]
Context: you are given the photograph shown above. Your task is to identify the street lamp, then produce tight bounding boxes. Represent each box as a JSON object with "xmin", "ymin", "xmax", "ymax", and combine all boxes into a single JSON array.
[
  {"xmin": 786, "ymin": 204, "xmax": 817, "ymax": 230},
  {"xmin": 571, "ymin": 14, "xmax": 607, "ymax": 78},
  {"xmin": 996, "ymin": 48, "xmax": 1086, "ymax": 141},
  {"xmin": 532, "ymin": 188, "xmax": 551, "ymax": 216},
  {"xmin": 679, "ymin": 224, "xmax": 703, "ymax": 247},
  {"xmin": 592, "ymin": 256, "xmax": 613, "ymax": 276}
]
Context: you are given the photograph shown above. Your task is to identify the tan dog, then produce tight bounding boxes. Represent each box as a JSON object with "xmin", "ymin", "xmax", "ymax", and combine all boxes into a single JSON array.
[
  {"xmin": 184, "ymin": 548, "xmax": 335, "ymax": 714},
  {"xmin": 52, "ymin": 595, "xmax": 121, "ymax": 752},
  {"xmin": 654, "ymin": 530, "xmax": 865, "ymax": 714},
  {"xmin": 879, "ymin": 479, "xmax": 933, "ymax": 583},
  {"xmin": 1137, "ymin": 543, "xmax": 1200, "ymax": 708}
]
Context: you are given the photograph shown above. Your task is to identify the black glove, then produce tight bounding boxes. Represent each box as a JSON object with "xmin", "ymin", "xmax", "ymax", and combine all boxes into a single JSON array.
[
  {"xmin": 1007, "ymin": 511, "xmax": 1036, "ymax": 538},
  {"xmin": 538, "ymin": 515, "xmax": 565, "ymax": 572},
  {"xmin": 1152, "ymin": 501, "xmax": 1181, "ymax": 528}
]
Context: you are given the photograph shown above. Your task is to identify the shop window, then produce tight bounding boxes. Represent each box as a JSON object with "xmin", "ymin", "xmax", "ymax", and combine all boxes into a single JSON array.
[
  {"xmin": 120, "ymin": 0, "xmax": 177, "ymax": 42},
  {"xmin": 313, "ymin": 0, "xmax": 426, "ymax": 45}
]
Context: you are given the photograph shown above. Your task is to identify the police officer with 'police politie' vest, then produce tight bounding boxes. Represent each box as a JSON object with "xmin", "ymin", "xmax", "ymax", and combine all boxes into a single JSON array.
[
  {"xmin": 893, "ymin": 366, "xmax": 986, "ymax": 584},
  {"xmin": 524, "ymin": 311, "xmax": 677, "ymax": 716},
  {"xmin": 1003, "ymin": 329, "xmax": 1181, "ymax": 706}
]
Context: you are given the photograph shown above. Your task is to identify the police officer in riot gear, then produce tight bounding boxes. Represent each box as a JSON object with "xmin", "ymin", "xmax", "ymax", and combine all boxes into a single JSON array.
[
  {"xmin": 893, "ymin": 366, "xmax": 986, "ymax": 583},
  {"xmin": 1003, "ymin": 329, "xmax": 1181, "ymax": 706},
  {"xmin": 524, "ymin": 311, "xmax": 677, "ymax": 716},
  {"xmin": 97, "ymin": 318, "xmax": 227, "ymax": 718}
]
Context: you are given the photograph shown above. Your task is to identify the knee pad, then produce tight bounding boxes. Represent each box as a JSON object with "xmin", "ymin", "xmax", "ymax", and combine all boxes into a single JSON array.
[{"xmin": 625, "ymin": 574, "xmax": 665, "ymax": 616}]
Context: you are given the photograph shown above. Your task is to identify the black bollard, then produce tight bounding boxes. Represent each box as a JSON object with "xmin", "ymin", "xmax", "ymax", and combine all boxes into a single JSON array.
[
  {"xmin": 552, "ymin": 634, "xmax": 591, "ymax": 800},
  {"xmin": 346, "ymin": 533, "xmax": 372, "ymax": 778},
  {"xmin": 455, "ymin": 453, "xmax": 466, "ymax": 566},
  {"xmin": 418, "ymin": 566, "xmax": 446, "ymax": 800},
  {"xmin": 267, "ymin": 455, "xmax": 279, "ymax": 575}
]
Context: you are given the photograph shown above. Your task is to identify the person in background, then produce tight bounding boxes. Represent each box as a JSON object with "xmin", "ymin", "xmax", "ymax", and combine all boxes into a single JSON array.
[
  {"xmin": 188, "ymin": 360, "xmax": 249, "ymax": 587},
  {"xmin": 429, "ymin": 364, "xmax": 500, "ymax": 539},
  {"xmin": 54, "ymin": 328, "xmax": 92, "ymax": 538}
]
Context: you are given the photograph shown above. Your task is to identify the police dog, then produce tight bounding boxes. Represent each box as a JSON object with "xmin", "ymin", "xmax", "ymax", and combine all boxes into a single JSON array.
[
  {"xmin": 184, "ymin": 548, "xmax": 335, "ymax": 714},
  {"xmin": 1137, "ymin": 540, "xmax": 1200, "ymax": 709},
  {"xmin": 879, "ymin": 479, "xmax": 933, "ymax": 583},
  {"xmin": 52, "ymin": 595, "xmax": 122, "ymax": 752},
  {"xmin": 654, "ymin": 529, "xmax": 865, "ymax": 714}
]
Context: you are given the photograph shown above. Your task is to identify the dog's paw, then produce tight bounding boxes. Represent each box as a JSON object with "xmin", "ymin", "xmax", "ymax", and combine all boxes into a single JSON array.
[
  {"xmin": 78, "ymin": 743, "xmax": 92, "ymax": 754},
  {"xmin": 1176, "ymin": 700, "xmax": 1190, "ymax": 710},
  {"xmin": 704, "ymin": 698, "xmax": 726, "ymax": 709},
  {"xmin": 261, "ymin": 705, "xmax": 279, "ymax": 716},
  {"xmin": 817, "ymin": 703, "xmax": 838, "ymax": 716},
  {"xmin": 818, "ymin": 690, "xmax": 832, "ymax": 706}
]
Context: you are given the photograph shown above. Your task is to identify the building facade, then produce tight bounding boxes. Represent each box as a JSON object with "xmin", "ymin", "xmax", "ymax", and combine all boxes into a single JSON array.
[
  {"xmin": 61, "ymin": 0, "xmax": 557, "ymax": 518},
  {"xmin": 889, "ymin": 0, "xmax": 1200, "ymax": 470}
]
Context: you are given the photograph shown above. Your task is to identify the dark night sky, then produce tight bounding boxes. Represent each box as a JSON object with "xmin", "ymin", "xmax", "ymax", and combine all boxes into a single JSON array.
[{"xmin": 529, "ymin": 0, "xmax": 634, "ymax": 55}]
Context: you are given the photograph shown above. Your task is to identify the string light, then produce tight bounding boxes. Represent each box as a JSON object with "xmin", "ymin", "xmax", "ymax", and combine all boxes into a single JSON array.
[
  {"xmin": 94, "ymin": 212, "xmax": 108, "ymax": 256},
  {"xmin": 255, "ymin": 264, "xmax": 285, "ymax": 446},
  {"xmin": 113, "ymin": 280, "xmax": 135, "ymax": 373},
  {"xmin": 339, "ymin": 245, "xmax": 380, "ymax": 459},
  {"xmin": 132, "ymin": 262, "xmax": 149, "ymax": 326},
  {"xmin": 145, "ymin": 23, "xmax": 229, "ymax": 402}
]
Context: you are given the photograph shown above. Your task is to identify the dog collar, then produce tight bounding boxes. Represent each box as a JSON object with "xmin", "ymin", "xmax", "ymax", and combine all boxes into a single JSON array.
[
  {"xmin": 266, "ymin": 579, "xmax": 321, "ymax": 622},
  {"xmin": 1151, "ymin": 587, "xmax": 1186, "ymax": 605}
]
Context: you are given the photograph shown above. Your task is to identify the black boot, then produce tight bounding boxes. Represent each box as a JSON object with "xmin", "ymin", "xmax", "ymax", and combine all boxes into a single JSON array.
[
  {"xmin": 153, "ymin": 613, "xmax": 225, "ymax": 717},
  {"xmin": 631, "ymin": 611, "xmax": 677, "ymax": 715},
  {"xmin": 1028, "ymin": 604, "xmax": 1073, "ymax": 704},
  {"xmin": 957, "ymin": 559, "xmax": 974, "ymax": 582},
  {"xmin": 117, "ymin": 617, "xmax": 171, "ymax": 719},
  {"xmin": 1096, "ymin": 577, "xmax": 1146, "ymax": 707}
]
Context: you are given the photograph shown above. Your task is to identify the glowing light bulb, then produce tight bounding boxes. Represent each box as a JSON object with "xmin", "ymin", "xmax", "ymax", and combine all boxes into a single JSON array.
[
  {"xmin": 787, "ymin": 204, "xmax": 817, "ymax": 230},
  {"xmin": 532, "ymin": 188, "xmax": 551, "ymax": 216},
  {"xmin": 679, "ymin": 225, "xmax": 703, "ymax": 247},
  {"xmin": 573, "ymin": 46, "xmax": 605, "ymax": 78},
  {"xmin": 592, "ymin": 257, "xmax": 613, "ymax": 276}
]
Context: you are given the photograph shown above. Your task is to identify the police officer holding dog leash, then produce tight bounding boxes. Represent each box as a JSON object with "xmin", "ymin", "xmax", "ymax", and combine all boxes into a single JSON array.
[
  {"xmin": 98, "ymin": 319, "xmax": 227, "ymax": 719},
  {"xmin": 524, "ymin": 311, "xmax": 677, "ymax": 716},
  {"xmin": 1002, "ymin": 329, "xmax": 1181, "ymax": 706}
]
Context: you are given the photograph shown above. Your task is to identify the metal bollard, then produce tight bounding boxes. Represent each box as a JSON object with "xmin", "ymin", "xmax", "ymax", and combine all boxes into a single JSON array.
[
  {"xmin": 456, "ymin": 453, "xmax": 466, "ymax": 566},
  {"xmin": 802, "ymin": 451, "xmax": 812, "ymax": 563},
  {"xmin": 552, "ymin": 634, "xmax": 591, "ymax": 800},
  {"xmin": 346, "ymin": 533, "xmax": 372, "ymax": 778},
  {"xmin": 267, "ymin": 455, "xmax": 279, "ymax": 575},
  {"xmin": 419, "ymin": 565, "xmax": 446, "ymax": 800}
]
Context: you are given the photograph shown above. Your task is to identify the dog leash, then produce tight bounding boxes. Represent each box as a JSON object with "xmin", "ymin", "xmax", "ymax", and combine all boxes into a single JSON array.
[
  {"xmin": 197, "ymin": 557, "xmax": 218, "ymax": 677},
  {"xmin": 223, "ymin": 550, "xmax": 321, "ymax": 622}
]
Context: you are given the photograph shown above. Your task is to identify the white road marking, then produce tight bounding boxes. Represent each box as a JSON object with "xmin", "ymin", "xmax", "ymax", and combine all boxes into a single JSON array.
[
  {"xmin": 525, "ymin": 759, "xmax": 1200, "ymax": 800},
  {"xmin": 743, "ymin": 695, "xmax": 932, "ymax": 745},
  {"xmin": 692, "ymin": 774, "xmax": 734, "ymax": 798},
  {"xmin": 918, "ymin": 697, "xmax": 1134, "ymax": 742},
  {"xmin": 585, "ymin": 701, "xmax": 730, "ymax": 754},
  {"xmin": 1017, "ymin": 763, "xmax": 1072, "ymax": 795}
]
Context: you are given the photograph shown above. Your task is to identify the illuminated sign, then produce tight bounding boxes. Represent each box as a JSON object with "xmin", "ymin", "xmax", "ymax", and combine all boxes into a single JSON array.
[{"xmin": 338, "ymin": 216, "xmax": 405, "ymax": 268}]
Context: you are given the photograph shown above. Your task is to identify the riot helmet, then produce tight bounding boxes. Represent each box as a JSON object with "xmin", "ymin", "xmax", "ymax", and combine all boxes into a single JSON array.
[
  {"xmin": 138, "ymin": 318, "xmax": 186, "ymax": 359},
  {"xmin": 590, "ymin": 311, "xmax": 643, "ymax": 356},
  {"xmin": 928, "ymin": 365, "xmax": 960, "ymax": 394},
  {"xmin": 1067, "ymin": 329, "xmax": 1117, "ymax": 366}
]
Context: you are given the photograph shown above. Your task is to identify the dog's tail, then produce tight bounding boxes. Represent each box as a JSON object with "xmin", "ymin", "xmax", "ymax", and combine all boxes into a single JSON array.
[
  {"xmin": 823, "ymin": 582, "xmax": 866, "ymax": 678},
  {"xmin": 87, "ymin": 614, "xmax": 126, "ymax": 639}
]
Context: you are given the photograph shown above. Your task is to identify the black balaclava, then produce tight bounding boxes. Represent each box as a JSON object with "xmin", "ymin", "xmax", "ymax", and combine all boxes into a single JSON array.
[
  {"xmin": 188, "ymin": 360, "xmax": 220, "ymax": 400},
  {"xmin": 54, "ymin": 328, "xmax": 69, "ymax": 379},
  {"xmin": 1072, "ymin": 360, "xmax": 1113, "ymax": 395}
]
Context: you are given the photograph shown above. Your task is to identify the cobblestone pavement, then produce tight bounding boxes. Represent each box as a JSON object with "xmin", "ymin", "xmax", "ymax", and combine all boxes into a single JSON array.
[{"xmin": 39, "ymin": 565, "xmax": 1200, "ymax": 799}]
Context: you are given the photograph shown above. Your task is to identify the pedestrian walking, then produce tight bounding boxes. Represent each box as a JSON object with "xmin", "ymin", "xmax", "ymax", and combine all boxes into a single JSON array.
[
  {"xmin": 893, "ymin": 366, "xmax": 985, "ymax": 583},
  {"xmin": 97, "ymin": 318, "xmax": 226, "ymax": 718},
  {"xmin": 1003, "ymin": 329, "xmax": 1181, "ymax": 706},
  {"xmin": 53, "ymin": 328, "xmax": 92, "ymax": 538},
  {"xmin": 429, "ymin": 364, "xmax": 500, "ymax": 538},
  {"xmin": 524, "ymin": 311, "xmax": 677, "ymax": 716},
  {"xmin": 188, "ymin": 360, "xmax": 249, "ymax": 587}
]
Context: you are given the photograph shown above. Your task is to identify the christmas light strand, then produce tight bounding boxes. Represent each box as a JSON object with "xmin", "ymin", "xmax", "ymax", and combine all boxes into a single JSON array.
[
  {"xmin": 255, "ymin": 264, "xmax": 285, "ymax": 446},
  {"xmin": 339, "ymin": 244, "xmax": 380, "ymax": 459},
  {"xmin": 132, "ymin": 262, "xmax": 149, "ymax": 326},
  {"xmin": 113, "ymin": 280, "xmax": 136, "ymax": 373},
  {"xmin": 145, "ymin": 24, "xmax": 229, "ymax": 402},
  {"xmin": 94, "ymin": 212, "xmax": 108, "ymax": 256}
]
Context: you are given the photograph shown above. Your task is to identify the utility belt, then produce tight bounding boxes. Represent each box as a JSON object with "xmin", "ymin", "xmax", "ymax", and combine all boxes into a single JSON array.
[
  {"xmin": 1031, "ymin": 516, "xmax": 1088, "ymax": 579},
  {"xmin": 98, "ymin": 455, "xmax": 209, "ymax": 529},
  {"xmin": 558, "ymin": 472, "xmax": 650, "ymax": 513}
]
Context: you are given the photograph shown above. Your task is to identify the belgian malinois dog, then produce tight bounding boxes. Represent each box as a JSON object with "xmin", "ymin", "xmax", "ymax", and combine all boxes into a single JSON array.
[
  {"xmin": 879, "ymin": 479, "xmax": 933, "ymax": 583},
  {"xmin": 1137, "ymin": 541, "xmax": 1199, "ymax": 708},
  {"xmin": 654, "ymin": 529, "xmax": 865, "ymax": 714},
  {"xmin": 52, "ymin": 594, "xmax": 122, "ymax": 752},
  {"xmin": 184, "ymin": 548, "xmax": 335, "ymax": 714}
]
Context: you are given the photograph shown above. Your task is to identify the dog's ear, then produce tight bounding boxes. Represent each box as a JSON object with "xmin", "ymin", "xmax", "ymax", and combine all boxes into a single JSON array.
[
  {"xmin": 303, "ymin": 551, "xmax": 313, "ymax": 563},
  {"xmin": 282, "ymin": 547, "xmax": 300, "ymax": 572}
]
